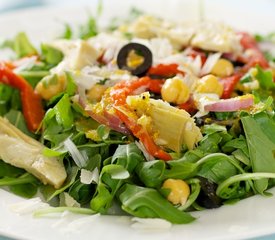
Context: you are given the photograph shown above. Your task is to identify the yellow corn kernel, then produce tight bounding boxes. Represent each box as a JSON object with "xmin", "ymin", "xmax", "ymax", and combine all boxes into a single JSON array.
[
  {"xmin": 87, "ymin": 84, "xmax": 108, "ymax": 102},
  {"xmin": 161, "ymin": 78, "xmax": 190, "ymax": 104},
  {"xmin": 162, "ymin": 179, "xmax": 190, "ymax": 205},
  {"xmin": 196, "ymin": 74, "xmax": 223, "ymax": 97},
  {"xmin": 211, "ymin": 58, "xmax": 234, "ymax": 77},
  {"xmin": 35, "ymin": 74, "xmax": 66, "ymax": 100}
]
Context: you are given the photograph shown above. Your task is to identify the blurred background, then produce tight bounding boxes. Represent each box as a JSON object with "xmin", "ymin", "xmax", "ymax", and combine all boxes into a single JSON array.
[
  {"xmin": 0, "ymin": 0, "xmax": 96, "ymax": 12},
  {"xmin": 0, "ymin": 0, "xmax": 275, "ymax": 14}
]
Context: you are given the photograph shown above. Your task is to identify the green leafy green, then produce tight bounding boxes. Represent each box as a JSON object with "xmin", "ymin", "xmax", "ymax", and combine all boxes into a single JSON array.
[
  {"xmin": 0, "ymin": 160, "xmax": 25, "ymax": 178},
  {"xmin": 5, "ymin": 110, "xmax": 36, "ymax": 138},
  {"xmin": 53, "ymin": 94, "xmax": 74, "ymax": 130},
  {"xmin": 118, "ymin": 184, "xmax": 195, "ymax": 224},
  {"xmin": 90, "ymin": 143, "xmax": 143, "ymax": 213},
  {"xmin": 13, "ymin": 32, "xmax": 37, "ymax": 58},
  {"xmin": 241, "ymin": 112, "xmax": 275, "ymax": 194},
  {"xmin": 41, "ymin": 166, "xmax": 78, "ymax": 202},
  {"xmin": 41, "ymin": 44, "xmax": 64, "ymax": 66},
  {"xmin": 255, "ymin": 66, "xmax": 275, "ymax": 90},
  {"xmin": 79, "ymin": 16, "xmax": 98, "ymax": 40}
]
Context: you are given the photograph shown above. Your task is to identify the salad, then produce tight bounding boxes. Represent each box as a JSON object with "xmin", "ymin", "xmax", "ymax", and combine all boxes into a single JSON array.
[{"xmin": 0, "ymin": 6, "xmax": 275, "ymax": 225}]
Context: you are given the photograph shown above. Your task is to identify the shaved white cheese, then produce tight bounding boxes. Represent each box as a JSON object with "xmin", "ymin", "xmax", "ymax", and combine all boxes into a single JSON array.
[
  {"xmin": 52, "ymin": 211, "xmax": 100, "ymax": 233},
  {"xmin": 88, "ymin": 32, "xmax": 127, "ymax": 62},
  {"xmin": 72, "ymin": 65, "xmax": 136, "ymax": 90},
  {"xmin": 80, "ymin": 168, "xmax": 99, "ymax": 184},
  {"xmin": 200, "ymin": 52, "xmax": 222, "ymax": 76},
  {"xmin": 9, "ymin": 197, "xmax": 49, "ymax": 215},
  {"xmin": 181, "ymin": 72, "xmax": 199, "ymax": 92},
  {"xmin": 64, "ymin": 138, "xmax": 88, "ymax": 168},
  {"xmin": 135, "ymin": 141, "xmax": 155, "ymax": 161},
  {"xmin": 149, "ymin": 38, "xmax": 173, "ymax": 64},
  {"xmin": 48, "ymin": 39, "xmax": 99, "ymax": 75},
  {"xmin": 65, "ymin": 214, "xmax": 100, "ymax": 231},
  {"xmin": 131, "ymin": 217, "xmax": 172, "ymax": 230},
  {"xmin": 191, "ymin": 22, "xmax": 242, "ymax": 53},
  {"xmin": 59, "ymin": 192, "xmax": 80, "ymax": 208},
  {"xmin": 13, "ymin": 56, "xmax": 37, "ymax": 73}
]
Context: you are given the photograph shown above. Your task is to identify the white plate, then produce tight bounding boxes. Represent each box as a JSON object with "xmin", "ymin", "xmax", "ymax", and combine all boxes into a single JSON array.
[{"xmin": 1, "ymin": 1, "xmax": 275, "ymax": 239}]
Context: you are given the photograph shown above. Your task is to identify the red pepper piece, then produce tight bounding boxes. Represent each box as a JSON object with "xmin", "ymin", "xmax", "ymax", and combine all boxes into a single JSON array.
[
  {"xmin": 0, "ymin": 64, "xmax": 44, "ymax": 132},
  {"xmin": 147, "ymin": 63, "xmax": 185, "ymax": 78}
]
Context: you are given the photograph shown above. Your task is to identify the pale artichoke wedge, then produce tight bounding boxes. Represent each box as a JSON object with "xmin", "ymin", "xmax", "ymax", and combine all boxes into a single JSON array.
[
  {"xmin": 0, "ymin": 117, "xmax": 67, "ymax": 189},
  {"xmin": 126, "ymin": 92, "xmax": 202, "ymax": 152}
]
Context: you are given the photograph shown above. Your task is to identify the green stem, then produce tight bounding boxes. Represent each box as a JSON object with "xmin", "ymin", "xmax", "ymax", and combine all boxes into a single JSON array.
[
  {"xmin": 19, "ymin": 71, "xmax": 49, "ymax": 78},
  {"xmin": 0, "ymin": 173, "xmax": 37, "ymax": 186},
  {"xmin": 33, "ymin": 207, "xmax": 95, "ymax": 217},
  {"xmin": 216, "ymin": 172, "xmax": 275, "ymax": 196}
]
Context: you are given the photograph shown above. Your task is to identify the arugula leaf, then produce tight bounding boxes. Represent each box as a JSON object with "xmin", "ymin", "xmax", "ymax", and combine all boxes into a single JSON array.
[
  {"xmin": 41, "ymin": 166, "xmax": 78, "ymax": 202},
  {"xmin": 54, "ymin": 94, "xmax": 74, "ymax": 130},
  {"xmin": 61, "ymin": 23, "xmax": 73, "ymax": 39},
  {"xmin": 13, "ymin": 32, "xmax": 37, "ymax": 58},
  {"xmin": 256, "ymin": 66, "xmax": 275, "ymax": 90},
  {"xmin": 10, "ymin": 183, "xmax": 38, "ymax": 198},
  {"xmin": 197, "ymin": 155, "xmax": 238, "ymax": 184},
  {"xmin": 241, "ymin": 112, "xmax": 275, "ymax": 194},
  {"xmin": 90, "ymin": 143, "xmax": 143, "ymax": 213},
  {"xmin": 5, "ymin": 110, "xmax": 35, "ymax": 138},
  {"xmin": 222, "ymin": 135, "xmax": 249, "ymax": 157},
  {"xmin": 68, "ymin": 179, "xmax": 94, "ymax": 205},
  {"xmin": 41, "ymin": 44, "xmax": 64, "ymax": 66},
  {"xmin": 0, "ymin": 173, "xmax": 37, "ymax": 186},
  {"xmin": 79, "ymin": 16, "xmax": 98, "ymax": 39},
  {"xmin": 0, "ymin": 160, "xmax": 25, "ymax": 178},
  {"xmin": 118, "ymin": 184, "xmax": 195, "ymax": 224}
]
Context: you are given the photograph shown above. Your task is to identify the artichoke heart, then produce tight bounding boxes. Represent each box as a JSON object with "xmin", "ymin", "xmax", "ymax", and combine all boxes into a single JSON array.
[
  {"xmin": 0, "ymin": 117, "xmax": 67, "ymax": 189},
  {"xmin": 126, "ymin": 92, "xmax": 202, "ymax": 152}
]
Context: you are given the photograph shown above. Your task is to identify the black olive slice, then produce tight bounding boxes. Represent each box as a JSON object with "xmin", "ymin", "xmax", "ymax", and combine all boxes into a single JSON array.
[
  {"xmin": 196, "ymin": 177, "xmax": 222, "ymax": 209},
  {"xmin": 117, "ymin": 42, "xmax": 152, "ymax": 76}
]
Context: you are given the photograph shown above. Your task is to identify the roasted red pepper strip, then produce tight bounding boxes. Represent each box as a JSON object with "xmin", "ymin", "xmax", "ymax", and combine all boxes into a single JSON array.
[
  {"xmin": 114, "ymin": 107, "xmax": 172, "ymax": 161},
  {"xmin": 110, "ymin": 77, "xmax": 172, "ymax": 161},
  {"xmin": 147, "ymin": 63, "xmax": 185, "ymax": 78},
  {"xmin": 148, "ymin": 79, "xmax": 165, "ymax": 94},
  {"xmin": 238, "ymin": 32, "xmax": 269, "ymax": 69},
  {"xmin": 219, "ymin": 73, "xmax": 242, "ymax": 99},
  {"xmin": 0, "ymin": 64, "xmax": 44, "ymax": 131},
  {"xmin": 186, "ymin": 48, "xmax": 207, "ymax": 65},
  {"xmin": 178, "ymin": 98, "xmax": 197, "ymax": 114}
]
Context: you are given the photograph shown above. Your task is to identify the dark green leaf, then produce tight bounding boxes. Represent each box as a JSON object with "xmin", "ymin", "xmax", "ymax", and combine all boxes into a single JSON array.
[
  {"xmin": 10, "ymin": 183, "xmax": 37, "ymax": 198},
  {"xmin": 118, "ymin": 184, "xmax": 195, "ymax": 224},
  {"xmin": 241, "ymin": 112, "xmax": 275, "ymax": 194},
  {"xmin": 0, "ymin": 160, "xmax": 25, "ymax": 178}
]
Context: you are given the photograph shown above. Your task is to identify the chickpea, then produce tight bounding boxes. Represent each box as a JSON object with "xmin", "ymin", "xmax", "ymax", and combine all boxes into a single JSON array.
[
  {"xmin": 161, "ymin": 78, "xmax": 190, "ymax": 104},
  {"xmin": 87, "ymin": 84, "xmax": 108, "ymax": 102},
  {"xmin": 162, "ymin": 179, "xmax": 190, "ymax": 205},
  {"xmin": 35, "ymin": 74, "xmax": 66, "ymax": 100},
  {"xmin": 211, "ymin": 58, "xmax": 234, "ymax": 77},
  {"xmin": 196, "ymin": 74, "xmax": 223, "ymax": 97}
]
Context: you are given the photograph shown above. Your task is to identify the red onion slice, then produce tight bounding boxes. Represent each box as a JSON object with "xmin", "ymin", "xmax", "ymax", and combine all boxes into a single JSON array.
[{"xmin": 204, "ymin": 94, "xmax": 254, "ymax": 112}]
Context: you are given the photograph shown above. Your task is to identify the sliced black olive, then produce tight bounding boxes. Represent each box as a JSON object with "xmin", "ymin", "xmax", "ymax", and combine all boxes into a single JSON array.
[
  {"xmin": 196, "ymin": 177, "xmax": 222, "ymax": 209},
  {"xmin": 117, "ymin": 42, "xmax": 152, "ymax": 76}
]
